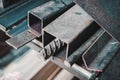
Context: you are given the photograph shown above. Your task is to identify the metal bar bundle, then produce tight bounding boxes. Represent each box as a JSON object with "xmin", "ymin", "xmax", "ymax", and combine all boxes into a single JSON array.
[
  {"xmin": 6, "ymin": 0, "xmax": 75, "ymax": 49},
  {"xmin": 74, "ymin": 0, "xmax": 120, "ymax": 42}
]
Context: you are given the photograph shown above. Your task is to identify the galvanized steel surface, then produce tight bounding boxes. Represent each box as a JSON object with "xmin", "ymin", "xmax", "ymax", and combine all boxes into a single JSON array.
[
  {"xmin": 43, "ymin": 5, "xmax": 96, "ymax": 58},
  {"xmin": 28, "ymin": 0, "xmax": 74, "ymax": 37}
]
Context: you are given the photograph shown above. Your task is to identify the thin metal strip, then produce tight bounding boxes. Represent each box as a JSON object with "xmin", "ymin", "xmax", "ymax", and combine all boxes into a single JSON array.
[{"xmin": 6, "ymin": 31, "xmax": 36, "ymax": 49}]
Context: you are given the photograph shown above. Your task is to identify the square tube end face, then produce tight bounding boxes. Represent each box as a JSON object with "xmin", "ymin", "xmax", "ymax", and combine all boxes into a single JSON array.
[{"xmin": 28, "ymin": 13, "xmax": 42, "ymax": 37}]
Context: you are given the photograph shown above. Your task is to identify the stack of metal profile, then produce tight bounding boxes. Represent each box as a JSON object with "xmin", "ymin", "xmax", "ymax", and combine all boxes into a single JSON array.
[{"xmin": 0, "ymin": 0, "xmax": 120, "ymax": 80}]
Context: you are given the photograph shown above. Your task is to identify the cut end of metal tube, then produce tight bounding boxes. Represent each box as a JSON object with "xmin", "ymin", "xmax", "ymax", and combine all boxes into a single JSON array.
[
  {"xmin": 28, "ymin": 13, "xmax": 43, "ymax": 37},
  {"xmin": 6, "ymin": 30, "xmax": 36, "ymax": 49}
]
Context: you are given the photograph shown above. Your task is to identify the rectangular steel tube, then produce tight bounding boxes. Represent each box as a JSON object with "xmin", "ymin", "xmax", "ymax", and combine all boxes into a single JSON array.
[
  {"xmin": 43, "ymin": 5, "xmax": 99, "ymax": 59},
  {"xmin": 28, "ymin": 0, "xmax": 75, "ymax": 37}
]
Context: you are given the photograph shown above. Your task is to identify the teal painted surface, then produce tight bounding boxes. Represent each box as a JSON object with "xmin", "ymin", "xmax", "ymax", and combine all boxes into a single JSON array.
[
  {"xmin": 7, "ymin": 20, "xmax": 28, "ymax": 37},
  {"xmin": 0, "ymin": 0, "xmax": 50, "ymax": 31}
]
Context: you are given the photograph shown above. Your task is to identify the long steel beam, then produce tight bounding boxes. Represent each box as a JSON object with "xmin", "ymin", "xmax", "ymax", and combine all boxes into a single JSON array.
[
  {"xmin": 43, "ymin": 5, "xmax": 99, "ymax": 59},
  {"xmin": 28, "ymin": 0, "xmax": 75, "ymax": 37},
  {"xmin": 74, "ymin": 0, "xmax": 120, "ymax": 42}
]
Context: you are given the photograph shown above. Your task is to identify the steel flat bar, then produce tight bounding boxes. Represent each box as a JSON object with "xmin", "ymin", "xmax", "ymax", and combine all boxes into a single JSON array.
[
  {"xmin": 74, "ymin": 0, "xmax": 120, "ymax": 42},
  {"xmin": 64, "ymin": 28, "xmax": 104, "ymax": 67},
  {"xmin": 0, "ymin": 0, "xmax": 50, "ymax": 31},
  {"xmin": 28, "ymin": 0, "xmax": 75, "ymax": 37},
  {"xmin": 7, "ymin": 20, "xmax": 28, "ymax": 37},
  {"xmin": 6, "ymin": 31, "xmax": 36, "ymax": 49},
  {"xmin": 43, "ymin": 4, "xmax": 99, "ymax": 59}
]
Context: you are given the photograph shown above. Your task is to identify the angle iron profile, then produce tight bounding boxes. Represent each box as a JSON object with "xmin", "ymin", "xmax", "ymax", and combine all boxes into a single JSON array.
[{"xmin": 82, "ymin": 32, "xmax": 120, "ymax": 72}]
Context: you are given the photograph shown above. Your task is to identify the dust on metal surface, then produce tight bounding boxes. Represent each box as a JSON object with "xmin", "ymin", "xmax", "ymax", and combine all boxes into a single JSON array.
[
  {"xmin": 28, "ymin": 0, "xmax": 74, "ymax": 37},
  {"xmin": 6, "ymin": 31, "xmax": 36, "ymax": 49},
  {"xmin": 74, "ymin": 0, "xmax": 120, "ymax": 42},
  {"xmin": 43, "ymin": 5, "xmax": 98, "ymax": 58}
]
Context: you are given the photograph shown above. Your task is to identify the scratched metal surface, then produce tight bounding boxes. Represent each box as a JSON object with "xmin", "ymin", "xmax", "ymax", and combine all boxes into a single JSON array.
[{"xmin": 74, "ymin": 0, "xmax": 120, "ymax": 42}]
